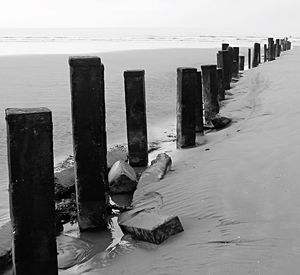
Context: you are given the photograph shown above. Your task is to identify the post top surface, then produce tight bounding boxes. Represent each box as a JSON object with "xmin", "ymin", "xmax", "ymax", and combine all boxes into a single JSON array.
[
  {"xmin": 5, "ymin": 107, "xmax": 51, "ymax": 117},
  {"xmin": 69, "ymin": 56, "xmax": 101, "ymax": 67},
  {"xmin": 201, "ymin": 64, "xmax": 217, "ymax": 70},
  {"xmin": 218, "ymin": 50, "xmax": 229, "ymax": 54},
  {"xmin": 124, "ymin": 70, "xmax": 145, "ymax": 77},
  {"xmin": 177, "ymin": 67, "xmax": 197, "ymax": 73}
]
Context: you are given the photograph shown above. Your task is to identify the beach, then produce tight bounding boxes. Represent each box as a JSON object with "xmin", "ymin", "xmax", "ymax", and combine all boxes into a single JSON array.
[
  {"xmin": 53, "ymin": 46, "xmax": 300, "ymax": 274},
  {"xmin": 0, "ymin": 46, "xmax": 249, "ymax": 226}
]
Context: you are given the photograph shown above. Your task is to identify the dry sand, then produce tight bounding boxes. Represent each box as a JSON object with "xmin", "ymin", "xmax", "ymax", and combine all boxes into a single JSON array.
[{"xmin": 60, "ymin": 47, "xmax": 300, "ymax": 275}]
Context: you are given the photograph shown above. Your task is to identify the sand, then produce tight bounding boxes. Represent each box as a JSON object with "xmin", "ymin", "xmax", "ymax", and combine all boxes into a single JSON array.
[
  {"xmin": 0, "ymin": 47, "xmax": 250, "ymax": 226},
  {"xmin": 56, "ymin": 47, "xmax": 300, "ymax": 275}
]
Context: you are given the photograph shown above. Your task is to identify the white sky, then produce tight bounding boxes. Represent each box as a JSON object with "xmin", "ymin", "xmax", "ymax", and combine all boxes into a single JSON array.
[{"xmin": 0, "ymin": 0, "xmax": 299, "ymax": 36}]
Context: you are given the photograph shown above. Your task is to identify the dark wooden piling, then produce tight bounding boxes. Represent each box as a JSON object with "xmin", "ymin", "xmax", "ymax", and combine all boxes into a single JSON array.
[
  {"xmin": 217, "ymin": 68, "xmax": 225, "ymax": 100},
  {"xmin": 195, "ymin": 71, "xmax": 204, "ymax": 134},
  {"xmin": 6, "ymin": 108, "xmax": 58, "ymax": 275},
  {"xmin": 275, "ymin": 39, "xmax": 280, "ymax": 57},
  {"xmin": 248, "ymin": 48, "xmax": 251, "ymax": 69},
  {"xmin": 176, "ymin": 68, "xmax": 197, "ymax": 148},
  {"xmin": 222, "ymin": 43, "xmax": 229, "ymax": 50},
  {"xmin": 232, "ymin": 47, "xmax": 239, "ymax": 77},
  {"xmin": 124, "ymin": 70, "xmax": 148, "ymax": 166},
  {"xmin": 69, "ymin": 56, "xmax": 108, "ymax": 232},
  {"xmin": 268, "ymin": 38, "xmax": 275, "ymax": 61},
  {"xmin": 227, "ymin": 46, "xmax": 234, "ymax": 80},
  {"xmin": 201, "ymin": 65, "xmax": 219, "ymax": 123},
  {"xmin": 218, "ymin": 50, "xmax": 231, "ymax": 90},
  {"xmin": 264, "ymin": 44, "xmax": 267, "ymax": 62},
  {"xmin": 252, "ymin": 43, "xmax": 260, "ymax": 68},
  {"xmin": 239, "ymin": 56, "xmax": 245, "ymax": 71}
]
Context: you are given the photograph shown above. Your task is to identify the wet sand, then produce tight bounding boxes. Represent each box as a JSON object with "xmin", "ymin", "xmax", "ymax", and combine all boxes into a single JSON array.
[{"xmin": 58, "ymin": 47, "xmax": 300, "ymax": 274}]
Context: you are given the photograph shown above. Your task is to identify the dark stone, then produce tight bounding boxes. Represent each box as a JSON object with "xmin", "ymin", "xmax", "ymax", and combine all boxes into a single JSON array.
[
  {"xmin": 69, "ymin": 56, "xmax": 108, "ymax": 231},
  {"xmin": 119, "ymin": 212, "xmax": 183, "ymax": 245},
  {"xmin": 176, "ymin": 68, "xmax": 197, "ymax": 148},
  {"xmin": 5, "ymin": 108, "xmax": 58, "ymax": 274},
  {"xmin": 124, "ymin": 70, "xmax": 148, "ymax": 167},
  {"xmin": 211, "ymin": 116, "xmax": 232, "ymax": 129}
]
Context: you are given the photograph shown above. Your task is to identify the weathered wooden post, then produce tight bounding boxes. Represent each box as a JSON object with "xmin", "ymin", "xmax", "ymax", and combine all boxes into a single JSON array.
[
  {"xmin": 69, "ymin": 56, "xmax": 108, "ymax": 231},
  {"xmin": 227, "ymin": 46, "xmax": 234, "ymax": 80},
  {"xmin": 252, "ymin": 43, "xmax": 260, "ymax": 68},
  {"xmin": 275, "ymin": 39, "xmax": 280, "ymax": 57},
  {"xmin": 217, "ymin": 68, "xmax": 225, "ymax": 100},
  {"xmin": 268, "ymin": 38, "xmax": 275, "ymax": 61},
  {"xmin": 201, "ymin": 65, "xmax": 219, "ymax": 123},
  {"xmin": 248, "ymin": 48, "xmax": 251, "ymax": 69},
  {"xmin": 6, "ymin": 108, "xmax": 58, "ymax": 275},
  {"xmin": 176, "ymin": 68, "xmax": 197, "ymax": 148},
  {"xmin": 218, "ymin": 50, "xmax": 231, "ymax": 90},
  {"xmin": 264, "ymin": 44, "xmax": 267, "ymax": 62},
  {"xmin": 232, "ymin": 47, "xmax": 239, "ymax": 77},
  {"xmin": 124, "ymin": 70, "xmax": 148, "ymax": 166},
  {"xmin": 195, "ymin": 71, "xmax": 204, "ymax": 134},
  {"xmin": 239, "ymin": 56, "xmax": 245, "ymax": 71},
  {"xmin": 222, "ymin": 43, "xmax": 229, "ymax": 50}
]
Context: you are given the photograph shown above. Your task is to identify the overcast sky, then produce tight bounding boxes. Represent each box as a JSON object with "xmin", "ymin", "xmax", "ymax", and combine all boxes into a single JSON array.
[{"xmin": 1, "ymin": 0, "xmax": 299, "ymax": 36}]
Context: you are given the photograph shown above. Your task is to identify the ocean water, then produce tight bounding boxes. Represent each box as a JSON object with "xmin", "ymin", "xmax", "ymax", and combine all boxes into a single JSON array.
[{"xmin": 0, "ymin": 28, "xmax": 295, "ymax": 225}]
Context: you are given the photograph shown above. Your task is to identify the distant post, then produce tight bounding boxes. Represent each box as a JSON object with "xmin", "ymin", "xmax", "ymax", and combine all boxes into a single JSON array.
[
  {"xmin": 176, "ymin": 67, "xmax": 197, "ymax": 148},
  {"xmin": 6, "ymin": 108, "xmax": 58, "ymax": 275},
  {"xmin": 222, "ymin": 43, "xmax": 229, "ymax": 50},
  {"xmin": 218, "ymin": 50, "xmax": 231, "ymax": 90},
  {"xmin": 239, "ymin": 56, "xmax": 245, "ymax": 71},
  {"xmin": 217, "ymin": 68, "xmax": 225, "ymax": 100},
  {"xmin": 268, "ymin": 38, "xmax": 275, "ymax": 61},
  {"xmin": 248, "ymin": 48, "xmax": 251, "ymax": 69},
  {"xmin": 201, "ymin": 65, "xmax": 219, "ymax": 123},
  {"xmin": 195, "ymin": 71, "xmax": 204, "ymax": 134},
  {"xmin": 252, "ymin": 43, "xmax": 260, "ymax": 68},
  {"xmin": 227, "ymin": 46, "xmax": 234, "ymax": 80},
  {"xmin": 232, "ymin": 47, "xmax": 239, "ymax": 77},
  {"xmin": 69, "ymin": 56, "xmax": 108, "ymax": 231},
  {"xmin": 264, "ymin": 44, "xmax": 267, "ymax": 62},
  {"xmin": 124, "ymin": 70, "xmax": 148, "ymax": 166},
  {"xmin": 275, "ymin": 39, "xmax": 280, "ymax": 57}
]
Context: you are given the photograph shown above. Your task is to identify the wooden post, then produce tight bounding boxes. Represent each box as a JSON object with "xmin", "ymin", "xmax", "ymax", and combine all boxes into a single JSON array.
[
  {"xmin": 232, "ymin": 47, "xmax": 239, "ymax": 77},
  {"xmin": 201, "ymin": 65, "xmax": 219, "ymax": 123},
  {"xmin": 275, "ymin": 39, "xmax": 280, "ymax": 57},
  {"xmin": 248, "ymin": 48, "xmax": 251, "ymax": 69},
  {"xmin": 252, "ymin": 43, "xmax": 260, "ymax": 68},
  {"xmin": 227, "ymin": 46, "xmax": 234, "ymax": 80},
  {"xmin": 6, "ymin": 108, "xmax": 58, "ymax": 275},
  {"xmin": 218, "ymin": 50, "xmax": 231, "ymax": 90},
  {"xmin": 217, "ymin": 68, "xmax": 225, "ymax": 100},
  {"xmin": 69, "ymin": 56, "xmax": 108, "ymax": 232},
  {"xmin": 268, "ymin": 38, "xmax": 275, "ymax": 61},
  {"xmin": 239, "ymin": 56, "xmax": 245, "ymax": 71},
  {"xmin": 222, "ymin": 43, "xmax": 229, "ymax": 50},
  {"xmin": 195, "ymin": 71, "xmax": 204, "ymax": 134},
  {"xmin": 124, "ymin": 70, "xmax": 148, "ymax": 166},
  {"xmin": 264, "ymin": 44, "xmax": 267, "ymax": 62},
  {"xmin": 176, "ymin": 68, "xmax": 197, "ymax": 148}
]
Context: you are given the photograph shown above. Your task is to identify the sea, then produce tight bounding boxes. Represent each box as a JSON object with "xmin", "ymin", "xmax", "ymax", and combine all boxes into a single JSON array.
[{"xmin": 0, "ymin": 28, "xmax": 297, "ymax": 226}]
